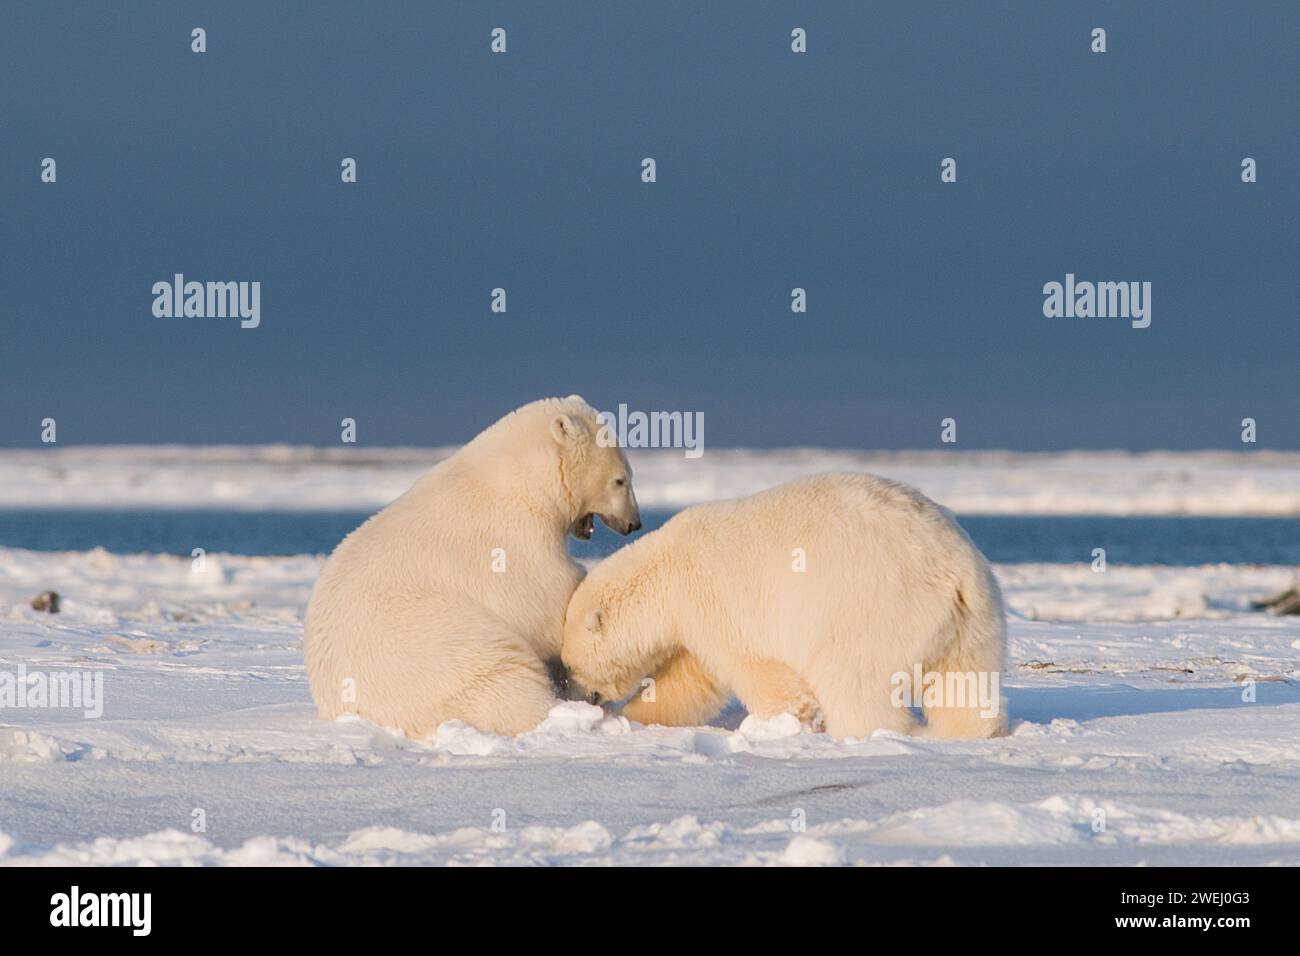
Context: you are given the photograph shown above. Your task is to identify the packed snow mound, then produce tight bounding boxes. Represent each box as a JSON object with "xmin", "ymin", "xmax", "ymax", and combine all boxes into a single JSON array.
[{"xmin": 532, "ymin": 701, "xmax": 629, "ymax": 736}]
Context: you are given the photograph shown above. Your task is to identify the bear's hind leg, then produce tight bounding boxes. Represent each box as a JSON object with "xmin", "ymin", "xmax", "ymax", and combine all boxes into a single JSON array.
[
  {"xmin": 621, "ymin": 650, "xmax": 729, "ymax": 727},
  {"xmin": 807, "ymin": 663, "xmax": 918, "ymax": 741},
  {"xmin": 918, "ymin": 628, "xmax": 1007, "ymax": 740},
  {"xmin": 431, "ymin": 630, "xmax": 559, "ymax": 737},
  {"xmin": 444, "ymin": 656, "xmax": 556, "ymax": 736}
]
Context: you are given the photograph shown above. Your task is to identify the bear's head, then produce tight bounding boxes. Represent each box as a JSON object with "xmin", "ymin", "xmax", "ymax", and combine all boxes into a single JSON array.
[
  {"xmin": 561, "ymin": 544, "xmax": 669, "ymax": 704},
  {"xmin": 549, "ymin": 397, "xmax": 641, "ymax": 540}
]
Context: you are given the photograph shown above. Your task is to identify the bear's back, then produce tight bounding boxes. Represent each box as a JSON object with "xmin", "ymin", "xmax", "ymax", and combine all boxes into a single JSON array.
[{"xmin": 666, "ymin": 471, "xmax": 981, "ymax": 584}]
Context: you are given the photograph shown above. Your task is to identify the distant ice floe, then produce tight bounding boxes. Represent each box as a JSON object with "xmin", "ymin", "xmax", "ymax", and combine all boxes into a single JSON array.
[{"xmin": 5, "ymin": 445, "xmax": 1300, "ymax": 515}]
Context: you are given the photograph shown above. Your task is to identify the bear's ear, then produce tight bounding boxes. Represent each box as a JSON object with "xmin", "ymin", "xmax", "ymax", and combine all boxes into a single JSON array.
[
  {"xmin": 550, "ymin": 413, "xmax": 585, "ymax": 446},
  {"xmin": 584, "ymin": 608, "xmax": 604, "ymax": 634}
]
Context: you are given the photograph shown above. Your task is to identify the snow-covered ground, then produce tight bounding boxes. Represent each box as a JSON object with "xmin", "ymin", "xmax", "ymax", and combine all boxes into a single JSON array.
[
  {"xmin": 6, "ymin": 445, "xmax": 1300, "ymax": 515},
  {"xmin": 2, "ymin": 545, "xmax": 1298, "ymax": 866}
]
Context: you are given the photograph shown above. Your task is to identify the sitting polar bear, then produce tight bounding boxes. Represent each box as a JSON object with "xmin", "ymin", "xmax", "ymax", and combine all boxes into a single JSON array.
[
  {"xmin": 304, "ymin": 396, "xmax": 641, "ymax": 737},
  {"xmin": 562, "ymin": 473, "xmax": 1007, "ymax": 740}
]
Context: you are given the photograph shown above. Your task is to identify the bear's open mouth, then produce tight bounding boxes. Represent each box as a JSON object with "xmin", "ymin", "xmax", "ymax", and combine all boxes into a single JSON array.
[{"xmin": 572, "ymin": 513, "xmax": 595, "ymax": 539}]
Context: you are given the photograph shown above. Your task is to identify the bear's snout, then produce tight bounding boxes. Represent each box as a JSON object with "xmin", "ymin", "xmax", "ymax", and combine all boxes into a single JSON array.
[{"xmin": 601, "ymin": 513, "xmax": 641, "ymax": 536}]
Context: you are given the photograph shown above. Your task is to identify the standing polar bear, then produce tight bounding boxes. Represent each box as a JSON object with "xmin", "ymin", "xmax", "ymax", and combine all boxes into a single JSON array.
[
  {"xmin": 304, "ymin": 396, "xmax": 641, "ymax": 737},
  {"xmin": 562, "ymin": 473, "xmax": 1006, "ymax": 740}
]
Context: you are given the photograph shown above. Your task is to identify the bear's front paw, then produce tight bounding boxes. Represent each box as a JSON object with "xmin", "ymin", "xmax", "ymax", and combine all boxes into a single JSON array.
[
  {"xmin": 804, "ymin": 708, "xmax": 827, "ymax": 734},
  {"xmin": 788, "ymin": 694, "xmax": 825, "ymax": 733}
]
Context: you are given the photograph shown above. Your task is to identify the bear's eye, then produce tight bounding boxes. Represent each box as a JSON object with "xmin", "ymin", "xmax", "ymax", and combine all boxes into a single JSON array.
[{"xmin": 614, "ymin": 477, "xmax": 626, "ymax": 487}]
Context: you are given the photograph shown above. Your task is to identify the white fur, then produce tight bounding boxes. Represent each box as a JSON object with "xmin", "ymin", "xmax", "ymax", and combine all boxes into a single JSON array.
[
  {"xmin": 304, "ymin": 396, "xmax": 639, "ymax": 737},
  {"xmin": 562, "ymin": 473, "xmax": 1007, "ymax": 739}
]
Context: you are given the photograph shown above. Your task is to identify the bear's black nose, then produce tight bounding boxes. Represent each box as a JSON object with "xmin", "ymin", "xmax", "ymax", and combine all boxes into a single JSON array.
[{"xmin": 628, "ymin": 520, "xmax": 642, "ymax": 533}]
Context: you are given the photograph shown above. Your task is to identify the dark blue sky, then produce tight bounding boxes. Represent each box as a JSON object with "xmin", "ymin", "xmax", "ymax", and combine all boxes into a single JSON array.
[{"xmin": 2, "ymin": 2, "xmax": 1296, "ymax": 449}]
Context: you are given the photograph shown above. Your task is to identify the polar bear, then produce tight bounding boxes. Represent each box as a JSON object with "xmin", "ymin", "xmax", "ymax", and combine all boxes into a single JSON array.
[
  {"xmin": 304, "ymin": 396, "xmax": 641, "ymax": 737},
  {"xmin": 561, "ymin": 473, "xmax": 1006, "ymax": 740}
]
